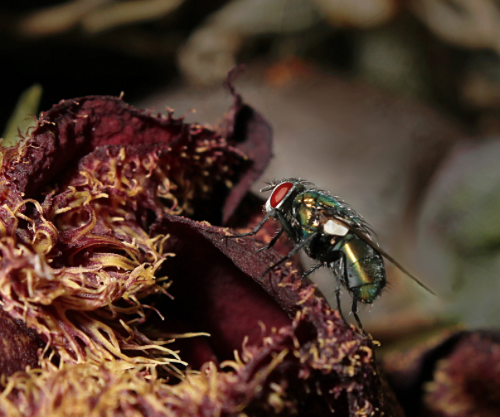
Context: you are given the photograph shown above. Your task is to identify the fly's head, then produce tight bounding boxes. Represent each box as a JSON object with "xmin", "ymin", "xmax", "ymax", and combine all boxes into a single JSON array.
[{"xmin": 261, "ymin": 178, "xmax": 311, "ymax": 217}]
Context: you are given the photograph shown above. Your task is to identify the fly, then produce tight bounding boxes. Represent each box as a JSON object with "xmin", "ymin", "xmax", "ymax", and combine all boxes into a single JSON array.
[{"xmin": 229, "ymin": 178, "xmax": 434, "ymax": 333}]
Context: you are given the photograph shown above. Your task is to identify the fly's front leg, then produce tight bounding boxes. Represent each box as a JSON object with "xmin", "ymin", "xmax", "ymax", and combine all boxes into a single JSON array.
[
  {"xmin": 276, "ymin": 210, "xmax": 297, "ymax": 241},
  {"xmin": 226, "ymin": 212, "xmax": 272, "ymax": 240}
]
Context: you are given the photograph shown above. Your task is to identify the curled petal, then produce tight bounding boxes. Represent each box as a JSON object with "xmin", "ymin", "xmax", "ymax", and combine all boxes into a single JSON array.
[{"xmin": 150, "ymin": 214, "xmax": 403, "ymax": 415}]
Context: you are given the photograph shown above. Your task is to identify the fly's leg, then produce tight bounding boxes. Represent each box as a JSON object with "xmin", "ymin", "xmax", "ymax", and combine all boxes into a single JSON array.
[
  {"xmin": 351, "ymin": 297, "xmax": 367, "ymax": 335},
  {"xmin": 257, "ymin": 228, "xmax": 284, "ymax": 252},
  {"xmin": 336, "ymin": 282, "xmax": 346, "ymax": 323},
  {"xmin": 227, "ymin": 209, "xmax": 297, "ymax": 255},
  {"xmin": 276, "ymin": 210, "xmax": 297, "ymax": 241},
  {"xmin": 335, "ymin": 254, "xmax": 367, "ymax": 335},
  {"xmin": 332, "ymin": 257, "xmax": 348, "ymax": 325},
  {"xmin": 263, "ymin": 232, "xmax": 318, "ymax": 276},
  {"xmin": 225, "ymin": 213, "xmax": 272, "ymax": 241},
  {"xmin": 302, "ymin": 263, "xmax": 322, "ymax": 279}
]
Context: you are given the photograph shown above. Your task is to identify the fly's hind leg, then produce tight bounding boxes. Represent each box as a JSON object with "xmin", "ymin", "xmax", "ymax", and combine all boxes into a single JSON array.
[
  {"xmin": 336, "ymin": 277, "xmax": 347, "ymax": 325},
  {"xmin": 335, "ymin": 254, "xmax": 367, "ymax": 336},
  {"xmin": 351, "ymin": 296, "xmax": 367, "ymax": 336},
  {"xmin": 332, "ymin": 258, "xmax": 348, "ymax": 325}
]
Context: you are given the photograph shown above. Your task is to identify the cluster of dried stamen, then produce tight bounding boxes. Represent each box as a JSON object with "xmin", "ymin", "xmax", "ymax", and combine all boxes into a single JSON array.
[{"xmin": 0, "ymin": 97, "xmax": 246, "ymax": 371}]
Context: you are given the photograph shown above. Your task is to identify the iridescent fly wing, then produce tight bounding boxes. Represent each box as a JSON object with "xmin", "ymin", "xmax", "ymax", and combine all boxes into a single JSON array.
[
  {"xmin": 370, "ymin": 243, "xmax": 436, "ymax": 295},
  {"xmin": 331, "ymin": 212, "xmax": 436, "ymax": 296}
]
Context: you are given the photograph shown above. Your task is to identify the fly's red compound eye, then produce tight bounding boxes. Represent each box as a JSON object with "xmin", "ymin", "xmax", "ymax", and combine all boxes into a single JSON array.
[{"xmin": 270, "ymin": 182, "xmax": 294, "ymax": 208}]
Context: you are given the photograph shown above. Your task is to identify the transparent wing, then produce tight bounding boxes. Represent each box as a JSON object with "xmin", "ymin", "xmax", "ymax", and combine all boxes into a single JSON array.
[{"xmin": 333, "ymin": 217, "xmax": 436, "ymax": 296}]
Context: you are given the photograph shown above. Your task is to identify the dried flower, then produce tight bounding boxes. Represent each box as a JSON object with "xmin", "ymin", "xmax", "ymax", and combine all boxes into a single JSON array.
[{"xmin": 0, "ymin": 78, "xmax": 400, "ymax": 416}]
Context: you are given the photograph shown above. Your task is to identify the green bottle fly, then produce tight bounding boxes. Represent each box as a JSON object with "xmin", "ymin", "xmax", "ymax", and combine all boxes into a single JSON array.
[{"xmin": 231, "ymin": 178, "xmax": 434, "ymax": 332}]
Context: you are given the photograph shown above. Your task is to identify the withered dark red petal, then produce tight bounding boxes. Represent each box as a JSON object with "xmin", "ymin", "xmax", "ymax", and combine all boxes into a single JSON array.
[
  {"xmin": 1, "ymin": 96, "xmax": 182, "ymax": 201},
  {"xmin": 383, "ymin": 330, "xmax": 500, "ymax": 417},
  {"xmin": 150, "ymin": 214, "xmax": 404, "ymax": 416},
  {"xmin": 424, "ymin": 331, "xmax": 500, "ymax": 417},
  {"xmin": 0, "ymin": 309, "xmax": 44, "ymax": 376},
  {"xmin": 219, "ymin": 68, "xmax": 273, "ymax": 224},
  {"xmin": 149, "ymin": 214, "xmax": 293, "ymax": 367},
  {"xmin": 0, "ymin": 84, "xmax": 271, "ymax": 225}
]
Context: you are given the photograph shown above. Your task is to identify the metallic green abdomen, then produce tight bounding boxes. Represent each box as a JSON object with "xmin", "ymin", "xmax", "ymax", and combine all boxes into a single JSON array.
[{"xmin": 341, "ymin": 235, "xmax": 386, "ymax": 303}]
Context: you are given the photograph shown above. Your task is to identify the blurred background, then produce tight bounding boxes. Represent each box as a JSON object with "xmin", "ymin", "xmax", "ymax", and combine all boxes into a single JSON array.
[{"xmin": 2, "ymin": 0, "xmax": 500, "ymax": 338}]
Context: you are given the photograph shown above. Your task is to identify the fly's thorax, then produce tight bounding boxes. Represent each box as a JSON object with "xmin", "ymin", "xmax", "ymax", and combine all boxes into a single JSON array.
[
  {"xmin": 293, "ymin": 192, "xmax": 348, "ymax": 236},
  {"xmin": 305, "ymin": 190, "xmax": 366, "ymax": 228},
  {"xmin": 301, "ymin": 191, "xmax": 344, "ymax": 211},
  {"xmin": 293, "ymin": 197, "xmax": 322, "ymax": 236},
  {"xmin": 289, "ymin": 192, "xmax": 349, "ymax": 261}
]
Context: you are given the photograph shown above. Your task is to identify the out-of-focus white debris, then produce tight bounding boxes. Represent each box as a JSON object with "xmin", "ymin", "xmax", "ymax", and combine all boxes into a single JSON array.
[
  {"xmin": 16, "ymin": 0, "xmax": 184, "ymax": 37},
  {"xmin": 178, "ymin": 0, "xmax": 399, "ymax": 85},
  {"xmin": 311, "ymin": 0, "xmax": 398, "ymax": 28},
  {"xmin": 82, "ymin": 0, "xmax": 185, "ymax": 34},
  {"xmin": 17, "ymin": 0, "xmax": 110, "ymax": 36},
  {"xmin": 410, "ymin": 0, "xmax": 500, "ymax": 52},
  {"xmin": 178, "ymin": 0, "xmax": 319, "ymax": 85}
]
